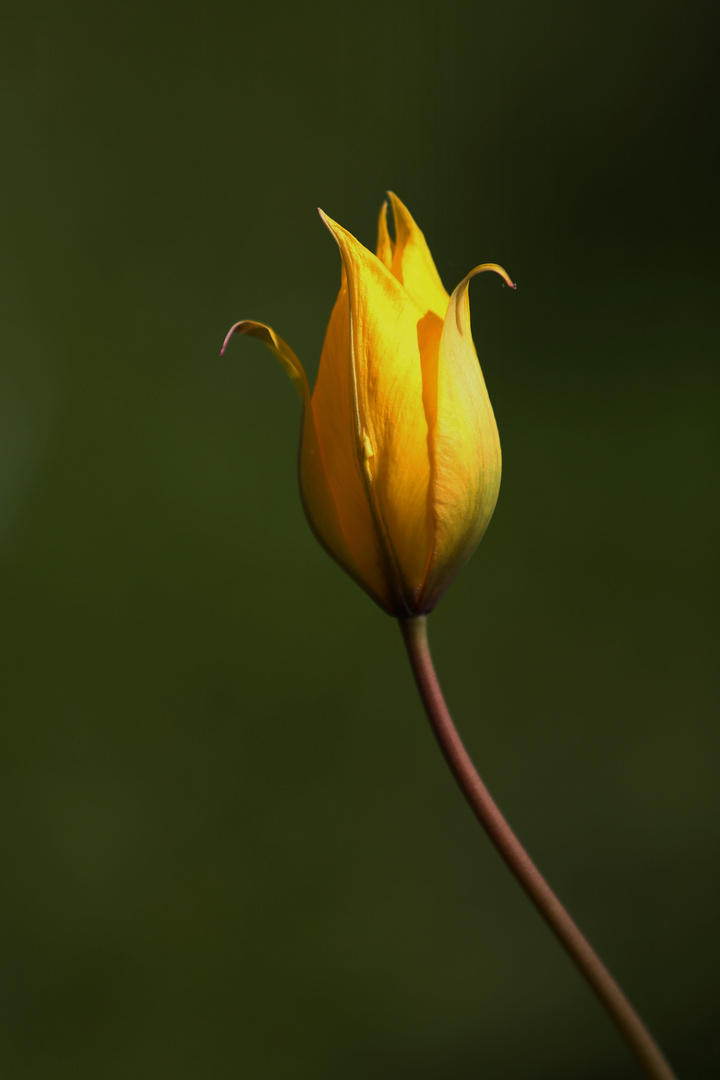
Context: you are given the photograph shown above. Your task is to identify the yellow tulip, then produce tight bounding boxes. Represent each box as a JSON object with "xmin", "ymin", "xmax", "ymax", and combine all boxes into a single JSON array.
[{"xmin": 222, "ymin": 193, "xmax": 514, "ymax": 616}]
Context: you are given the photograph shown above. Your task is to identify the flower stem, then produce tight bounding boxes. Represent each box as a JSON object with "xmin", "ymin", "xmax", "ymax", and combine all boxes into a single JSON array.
[{"xmin": 399, "ymin": 614, "xmax": 677, "ymax": 1080}]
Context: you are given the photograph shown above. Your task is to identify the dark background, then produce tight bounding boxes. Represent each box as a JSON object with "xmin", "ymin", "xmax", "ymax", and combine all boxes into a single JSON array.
[{"xmin": 1, "ymin": 1, "xmax": 718, "ymax": 1077}]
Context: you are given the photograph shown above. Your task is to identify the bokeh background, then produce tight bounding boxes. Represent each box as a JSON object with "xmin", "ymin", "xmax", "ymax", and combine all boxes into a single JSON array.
[{"xmin": 1, "ymin": 1, "xmax": 718, "ymax": 1077}]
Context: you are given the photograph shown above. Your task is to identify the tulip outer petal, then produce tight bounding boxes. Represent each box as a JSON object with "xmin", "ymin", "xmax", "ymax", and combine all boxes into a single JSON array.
[
  {"xmin": 319, "ymin": 208, "xmax": 434, "ymax": 613},
  {"xmin": 420, "ymin": 264, "xmax": 511, "ymax": 610}
]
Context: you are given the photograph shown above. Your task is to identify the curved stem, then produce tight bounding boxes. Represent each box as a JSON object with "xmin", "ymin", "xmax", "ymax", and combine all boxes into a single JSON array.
[{"xmin": 399, "ymin": 615, "xmax": 677, "ymax": 1080}]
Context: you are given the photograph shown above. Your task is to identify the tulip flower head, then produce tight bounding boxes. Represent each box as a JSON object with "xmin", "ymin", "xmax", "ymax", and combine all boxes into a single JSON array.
[{"xmin": 222, "ymin": 194, "xmax": 514, "ymax": 616}]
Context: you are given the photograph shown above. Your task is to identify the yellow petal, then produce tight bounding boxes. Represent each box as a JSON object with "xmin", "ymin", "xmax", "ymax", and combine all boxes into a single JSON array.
[
  {"xmin": 301, "ymin": 399, "xmax": 393, "ymax": 612},
  {"xmin": 376, "ymin": 200, "xmax": 394, "ymax": 269},
  {"xmin": 386, "ymin": 192, "xmax": 450, "ymax": 320},
  {"xmin": 318, "ymin": 210, "xmax": 433, "ymax": 611},
  {"xmin": 221, "ymin": 319, "xmax": 390, "ymax": 610},
  {"xmin": 310, "ymin": 274, "xmax": 395, "ymax": 611},
  {"xmin": 419, "ymin": 264, "xmax": 515, "ymax": 609}
]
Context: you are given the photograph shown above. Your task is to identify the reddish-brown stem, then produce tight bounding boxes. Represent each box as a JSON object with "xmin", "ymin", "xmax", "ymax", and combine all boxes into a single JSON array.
[{"xmin": 399, "ymin": 614, "xmax": 677, "ymax": 1080}]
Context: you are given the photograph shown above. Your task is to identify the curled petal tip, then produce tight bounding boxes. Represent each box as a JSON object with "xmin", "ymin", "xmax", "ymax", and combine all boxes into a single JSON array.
[
  {"xmin": 220, "ymin": 321, "xmax": 244, "ymax": 356},
  {"xmin": 479, "ymin": 263, "xmax": 516, "ymax": 290}
]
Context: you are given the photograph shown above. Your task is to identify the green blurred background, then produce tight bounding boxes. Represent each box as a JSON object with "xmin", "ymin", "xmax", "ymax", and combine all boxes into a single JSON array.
[{"xmin": 1, "ymin": 1, "xmax": 717, "ymax": 1077}]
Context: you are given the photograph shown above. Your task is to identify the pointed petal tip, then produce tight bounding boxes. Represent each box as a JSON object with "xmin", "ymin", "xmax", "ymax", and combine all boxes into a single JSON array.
[
  {"xmin": 317, "ymin": 206, "xmax": 337, "ymax": 233},
  {"xmin": 317, "ymin": 208, "xmax": 349, "ymax": 254},
  {"xmin": 385, "ymin": 190, "xmax": 401, "ymax": 222},
  {"xmin": 317, "ymin": 207, "xmax": 344, "ymax": 232}
]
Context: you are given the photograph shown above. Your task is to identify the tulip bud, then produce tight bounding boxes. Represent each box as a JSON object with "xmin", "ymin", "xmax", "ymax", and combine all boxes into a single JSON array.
[{"xmin": 223, "ymin": 193, "xmax": 514, "ymax": 616}]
